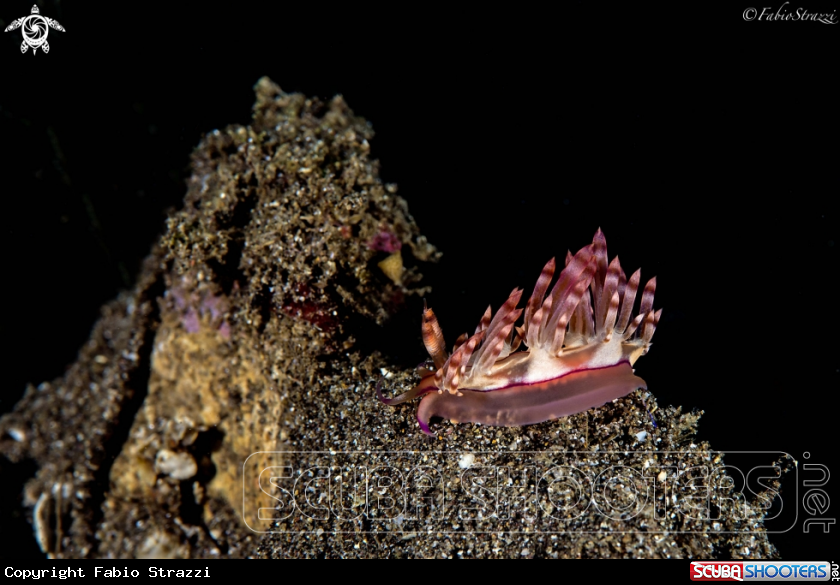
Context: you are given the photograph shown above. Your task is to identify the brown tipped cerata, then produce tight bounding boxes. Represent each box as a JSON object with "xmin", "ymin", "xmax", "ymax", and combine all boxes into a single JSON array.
[{"xmin": 378, "ymin": 229, "xmax": 662, "ymax": 435}]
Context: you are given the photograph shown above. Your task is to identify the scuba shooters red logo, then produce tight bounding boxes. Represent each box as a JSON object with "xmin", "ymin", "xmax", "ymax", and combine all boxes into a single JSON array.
[{"xmin": 691, "ymin": 562, "xmax": 744, "ymax": 581}]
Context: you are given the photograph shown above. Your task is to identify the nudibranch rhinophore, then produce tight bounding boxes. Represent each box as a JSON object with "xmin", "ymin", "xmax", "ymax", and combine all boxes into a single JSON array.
[{"xmin": 377, "ymin": 229, "xmax": 661, "ymax": 435}]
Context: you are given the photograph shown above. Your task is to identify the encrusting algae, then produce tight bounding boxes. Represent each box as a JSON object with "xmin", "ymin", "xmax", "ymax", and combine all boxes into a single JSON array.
[{"xmin": 0, "ymin": 78, "xmax": 786, "ymax": 559}]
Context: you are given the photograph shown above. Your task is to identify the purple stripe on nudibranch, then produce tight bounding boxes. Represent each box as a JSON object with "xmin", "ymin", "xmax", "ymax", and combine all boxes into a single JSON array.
[{"xmin": 377, "ymin": 228, "xmax": 661, "ymax": 435}]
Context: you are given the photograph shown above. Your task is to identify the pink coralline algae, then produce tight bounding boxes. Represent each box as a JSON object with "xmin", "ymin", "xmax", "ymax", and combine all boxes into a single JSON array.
[
  {"xmin": 169, "ymin": 286, "xmax": 231, "ymax": 339},
  {"xmin": 367, "ymin": 229, "xmax": 402, "ymax": 253},
  {"xmin": 182, "ymin": 308, "xmax": 201, "ymax": 333}
]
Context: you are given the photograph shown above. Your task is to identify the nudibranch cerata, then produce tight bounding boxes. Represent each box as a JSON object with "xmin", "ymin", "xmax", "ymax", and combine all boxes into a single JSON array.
[{"xmin": 377, "ymin": 229, "xmax": 661, "ymax": 435}]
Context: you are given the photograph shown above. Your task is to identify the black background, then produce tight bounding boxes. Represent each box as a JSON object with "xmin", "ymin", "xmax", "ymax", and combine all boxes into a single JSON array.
[{"xmin": 1, "ymin": 2, "xmax": 837, "ymax": 560}]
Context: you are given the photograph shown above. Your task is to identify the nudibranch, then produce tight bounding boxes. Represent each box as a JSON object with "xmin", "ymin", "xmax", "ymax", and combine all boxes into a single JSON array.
[{"xmin": 377, "ymin": 229, "xmax": 662, "ymax": 435}]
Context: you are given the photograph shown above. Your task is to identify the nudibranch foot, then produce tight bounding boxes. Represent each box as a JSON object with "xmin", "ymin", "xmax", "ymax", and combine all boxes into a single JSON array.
[{"xmin": 415, "ymin": 362, "xmax": 646, "ymax": 435}]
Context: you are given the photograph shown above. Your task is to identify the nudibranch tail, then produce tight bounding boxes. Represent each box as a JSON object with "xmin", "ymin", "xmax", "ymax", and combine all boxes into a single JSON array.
[{"xmin": 379, "ymin": 228, "xmax": 662, "ymax": 434}]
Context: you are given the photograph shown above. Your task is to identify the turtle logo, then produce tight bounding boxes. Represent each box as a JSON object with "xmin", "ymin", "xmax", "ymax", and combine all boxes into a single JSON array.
[{"xmin": 4, "ymin": 5, "xmax": 65, "ymax": 54}]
